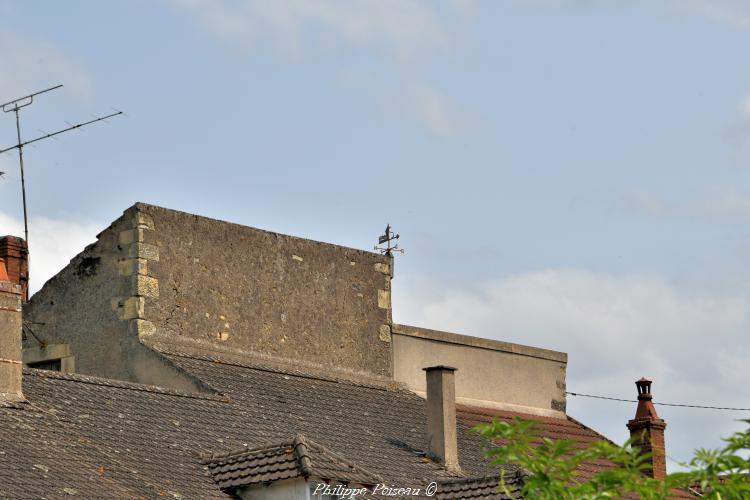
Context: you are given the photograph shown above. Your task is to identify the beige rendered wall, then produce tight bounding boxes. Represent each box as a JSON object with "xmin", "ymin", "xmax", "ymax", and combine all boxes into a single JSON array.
[
  {"xmin": 240, "ymin": 478, "xmax": 309, "ymax": 500},
  {"xmin": 392, "ymin": 324, "xmax": 568, "ymax": 417},
  {"xmin": 0, "ymin": 281, "xmax": 23, "ymax": 401}
]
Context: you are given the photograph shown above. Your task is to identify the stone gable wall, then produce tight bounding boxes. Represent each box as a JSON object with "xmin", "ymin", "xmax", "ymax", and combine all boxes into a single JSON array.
[
  {"xmin": 136, "ymin": 204, "xmax": 394, "ymax": 377},
  {"xmin": 24, "ymin": 203, "xmax": 394, "ymax": 382}
]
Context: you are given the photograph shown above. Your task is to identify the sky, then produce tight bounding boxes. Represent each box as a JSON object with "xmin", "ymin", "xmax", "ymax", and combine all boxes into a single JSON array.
[{"xmin": 1, "ymin": 0, "xmax": 750, "ymax": 471}]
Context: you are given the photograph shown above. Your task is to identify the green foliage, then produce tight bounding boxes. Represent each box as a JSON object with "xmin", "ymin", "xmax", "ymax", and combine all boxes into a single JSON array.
[{"xmin": 474, "ymin": 418, "xmax": 750, "ymax": 499}]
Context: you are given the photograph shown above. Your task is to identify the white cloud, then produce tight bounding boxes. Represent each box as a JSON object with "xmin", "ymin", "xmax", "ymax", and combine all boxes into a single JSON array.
[
  {"xmin": 0, "ymin": 31, "xmax": 92, "ymax": 104},
  {"xmin": 741, "ymin": 93, "xmax": 750, "ymax": 116},
  {"xmin": 394, "ymin": 269, "xmax": 750, "ymax": 467},
  {"xmin": 626, "ymin": 190, "xmax": 750, "ymax": 220},
  {"xmin": 171, "ymin": 1, "xmax": 477, "ymax": 139},
  {"xmin": 516, "ymin": 0, "xmax": 750, "ymax": 29},
  {"xmin": 671, "ymin": 0, "xmax": 750, "ymax": 29},
  {"xmin": 403, "ymin": 82, "xmax": 470, "ymax": 138},
  {"xmin": 0, "ymin": 212, "xmax": 99, "ymax": 294},
  {"xmin": 170, "ymin": 0, "xmax": 468, "ymax": 62}
]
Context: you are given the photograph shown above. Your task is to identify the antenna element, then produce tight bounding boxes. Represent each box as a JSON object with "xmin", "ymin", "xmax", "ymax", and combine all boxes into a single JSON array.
[{"xmin": 1, "ymin": 84, "xmax": 123, "ymax": 300}]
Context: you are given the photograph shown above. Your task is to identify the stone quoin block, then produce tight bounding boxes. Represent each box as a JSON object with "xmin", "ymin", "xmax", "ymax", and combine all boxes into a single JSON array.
[
  {"xmin": 118, "ymin": 258, "xmax": 148, "ymax": 277},
  {"xmin": 129, "ymin": 243, "xmax": 159, "ymax": 261},
  {"xmin": 379, "ymin": 324, "xmax": 392, "ymax": 343},
  {"xmin": 374, "ymin": 263, "xmax": 390, "ymax": 275},
  {"xmin": 130, "ymin": 319, "xmax": 156, "ymax": 337},
  {"xmin": 135, "ymin": 275, "xmax": 159, "ymax": 298},
  {"xmin": 378, "ymin": 290, "xmax": 391, "ymax": 309},
  {"xmin": 134, "ymin": 212, "xmax": 155, "ymax": 230},
  {"xmin": 116, "ymin": 296, "xmax": 145, "ymax": 320}
]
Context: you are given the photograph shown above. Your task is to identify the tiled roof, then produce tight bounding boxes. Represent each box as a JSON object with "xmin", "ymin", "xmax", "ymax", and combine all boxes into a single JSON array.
[
  {"xmin": 202, "ymin": 435, "xmax": 382, "ymax": 490},
  {"xmin": 0, "ymin": 346, "xmax": 670, "ymax": 498},
  {"xmin": 437, "ymin": 474, "xmax": 524, "ymax": 499},
  {"xmin": 457, "ymin": 405, "xmax": 619, "ymax": 481},
  {"xmin": 0, "ymin": 400, "xmax": 146, "ymax": 499},
  {"xmin": 159, "ymin": 350, "xmax": 480, "ymax": 486}
]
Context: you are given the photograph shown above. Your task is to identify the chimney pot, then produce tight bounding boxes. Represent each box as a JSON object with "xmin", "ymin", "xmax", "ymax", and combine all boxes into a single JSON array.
[
  {"xmin": 627, "ymin": 377, "xmax": 666, "ymax": 480},
  {"xmin": 423, "ymin": 365, "xmax": 460, "ymax": 472},
  {"xmin": 636, "ymin": 377, "xmax": 652, "ymax": 398},
  {"xmin": 0, "ymin": 236, "xmax": 29, "ymax": 302}
]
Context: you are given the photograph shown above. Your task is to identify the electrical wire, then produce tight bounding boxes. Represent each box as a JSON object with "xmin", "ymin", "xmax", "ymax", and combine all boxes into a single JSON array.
[{"xmin": 565, "ymin": 391, "xmax": 750, "ymax": 411}]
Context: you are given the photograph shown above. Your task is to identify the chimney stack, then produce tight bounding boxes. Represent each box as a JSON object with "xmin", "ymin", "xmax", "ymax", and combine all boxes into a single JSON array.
[
  {"xmin": 423, "ymin": 365, "xmax": 460, "ymax": 472},
  {"xmin": 0, "ymin": 259, "xmax": 24, "ymax": 401},
  {"xmin": 626, "ymin": 377, "xmax": 666, "ymax": 479},
  {"xmin": 0, "ymin": 236, "xmax": 28, "ymax": 302}
]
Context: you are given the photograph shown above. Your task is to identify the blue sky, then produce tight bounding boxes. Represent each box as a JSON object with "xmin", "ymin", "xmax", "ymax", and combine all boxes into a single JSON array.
[{"xmin": 2, "ymin": 0, "xmax": 750, "ymax": 470}]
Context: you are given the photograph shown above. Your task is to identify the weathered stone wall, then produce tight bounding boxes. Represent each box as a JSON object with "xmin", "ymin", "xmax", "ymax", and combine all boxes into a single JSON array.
[
  {"xmin": 392, "ymin": 324, "xmax": 568, "ymax": 417},
  {"xmin": 24, "ymin": 203, "xmax": 394, "ymax": 383},
  {"xmin": 22, "ymin": 206, "xmax": 208, "ymax": 391},
  {"xmin": 136, "ymin": 204, "xmax": 394, "ymax": 377}
]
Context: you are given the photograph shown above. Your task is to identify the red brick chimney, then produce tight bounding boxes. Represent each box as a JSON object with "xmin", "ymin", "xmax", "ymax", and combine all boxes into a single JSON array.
[
  {"xmin": 626, "ymin": 377, "xmax": 667, "ymax": 479},
  {"xmin": 0, "ymin": 259, "xmax": 24, "ymax": 401},
  {"xmin": 0, "ymin": 236, "xmax": 28, "ymax": 302}
]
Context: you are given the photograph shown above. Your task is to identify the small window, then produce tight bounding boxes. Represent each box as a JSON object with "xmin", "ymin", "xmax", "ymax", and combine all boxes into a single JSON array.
[{"xmin": 28, "ymin": 359, "xmax": 62, "ymax": 371}]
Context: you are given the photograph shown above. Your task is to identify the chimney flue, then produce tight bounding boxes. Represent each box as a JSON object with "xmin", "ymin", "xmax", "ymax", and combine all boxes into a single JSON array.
[
  {"xmin": 423, "ymin": 365, "xmax": 460, "ymax": 472},
  {"xmin": 0, "ymin": 259, "xmax": 24, "ymax": 401},
  {"xmin": 0, "ymin": 236, "xmax": 28, "ymax": 302},
  {"xmin": 626, "ymin": 377, "xmax": 667, "ymax": 479}
]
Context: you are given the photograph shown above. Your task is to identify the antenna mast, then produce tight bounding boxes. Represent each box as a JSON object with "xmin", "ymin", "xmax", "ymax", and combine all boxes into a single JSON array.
[
  {"xmin": 1, "ymin": 84, "xmax": 62, "ymax": 244},
  {"xmin": 1, "ymin": 84, "xmax": 123, "ymax": 300}
]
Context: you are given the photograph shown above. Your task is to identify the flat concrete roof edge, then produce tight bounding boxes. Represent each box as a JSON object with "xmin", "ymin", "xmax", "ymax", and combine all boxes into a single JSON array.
[{"xmin": 392, "ymin": 324, "xmax": 568, "ymax": 363}]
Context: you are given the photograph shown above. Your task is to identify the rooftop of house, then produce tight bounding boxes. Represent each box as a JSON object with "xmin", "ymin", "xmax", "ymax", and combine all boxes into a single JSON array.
[
  {"xmin": 1, "ymin": 346, "xmax": 621, "ymax": 498},
  {"xmin": 0, "ymin": 204, "xmax": 688, "ymax": 498}
]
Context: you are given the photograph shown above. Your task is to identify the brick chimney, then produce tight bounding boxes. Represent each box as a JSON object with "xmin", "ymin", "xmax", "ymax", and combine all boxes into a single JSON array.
[
  {"xmin": 423, "ymin": 365, "xmax": 460, "ymax": 472},
  {"xmin": 0, "ymin": 259, "xmax": 24, "ymax": 401},
  {"xmin": 626, "ymin": 377, "xmax": 666, "ymax": 479},
  {"xmin": 0, "ymin": 236, "xmax": 28, "ymax": 302}
]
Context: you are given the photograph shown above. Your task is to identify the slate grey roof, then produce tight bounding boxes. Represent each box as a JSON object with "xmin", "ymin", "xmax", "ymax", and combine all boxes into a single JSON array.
[
  {"xmin": 0, "ymin": 345, "xmax": 621, "ymax": 499},
  {"xmin": 202, "ymin": 434, "xmax": 382, "ymax": 490},
  {"xmin": 437, "ymin": 474, "xmax": 524, "ymax": 499}
]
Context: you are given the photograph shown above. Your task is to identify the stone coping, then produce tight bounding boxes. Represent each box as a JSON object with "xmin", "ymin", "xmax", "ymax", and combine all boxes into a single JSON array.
[{"xmin": 392, "ymin": 324, "xmax": 567, "ymax": 363}]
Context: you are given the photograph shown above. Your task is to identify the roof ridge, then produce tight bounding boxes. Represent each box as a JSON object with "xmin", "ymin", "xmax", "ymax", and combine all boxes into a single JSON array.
[
  {"xmin": 301, "ymin": 436, "xmax": 384, "ymax": 484},
  {"xmin": 565, "ymin": 414, "xmax": 616, "ymax": 445},
  {"xmin": 201, "ymin": 434, "xmax": 383, "ymax": 485},
  {"xmin": 292, "ymin": 434, "xmax": 313, "ymax": 477},
  {"xmin": 438, "ymin": 473, "xmax": 503, "ymax": 485},
  {"xmin": 199, "ymin": 440, "xmax": 294, "ymax": 463},
  {"xmin": 456, "ymin": 404, "xmax": 569, "ymax": 422},
  {"xmin": 156, "ymin": 344, "xmax": 408, "ymax": 393},
  {"xmin": 24, "ymin": 368, "xmax": 230, "ymax": 402}
]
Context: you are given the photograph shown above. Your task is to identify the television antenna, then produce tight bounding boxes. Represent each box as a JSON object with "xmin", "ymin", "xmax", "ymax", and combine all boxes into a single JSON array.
[
  {"xmin": 1, "ymin": 84, "xmax": 123, "ymax": 299},
  {"xmin": 374, "ymin": 224, "xmax": 404, "ymax": 256}
]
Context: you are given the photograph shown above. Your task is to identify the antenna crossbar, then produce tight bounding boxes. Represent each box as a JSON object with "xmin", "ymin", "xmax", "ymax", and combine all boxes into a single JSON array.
[
  {"xmin": 1, "ymin": 85, "xmax": 63, "ymax": 112},
  {"xmin": 1, "ymin": 83, "xmax": 123, "ymax": 301},
  {"xmin": 0, "ymin": 111, "xmax": 123, "ymax": 154}
]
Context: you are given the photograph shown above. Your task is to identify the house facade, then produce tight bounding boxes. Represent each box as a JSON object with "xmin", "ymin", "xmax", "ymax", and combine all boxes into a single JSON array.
[{"xmin": 0, "ymin": 203, "xmax": 674, "ymax": 498}]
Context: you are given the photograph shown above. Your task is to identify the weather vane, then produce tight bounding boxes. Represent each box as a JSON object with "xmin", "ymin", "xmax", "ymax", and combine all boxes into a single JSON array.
[{"xmin": 374, "ymin": 224, "xmax": 404, "ymax": 256}]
